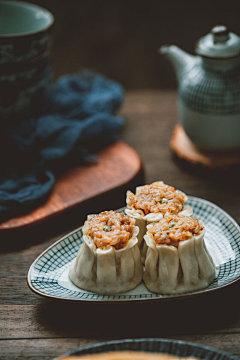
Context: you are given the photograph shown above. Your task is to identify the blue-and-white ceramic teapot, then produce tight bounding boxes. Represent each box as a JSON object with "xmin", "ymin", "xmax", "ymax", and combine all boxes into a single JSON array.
[{"xmin": 160, "ymin": 25, "xmax": 240, "ymax": 150}]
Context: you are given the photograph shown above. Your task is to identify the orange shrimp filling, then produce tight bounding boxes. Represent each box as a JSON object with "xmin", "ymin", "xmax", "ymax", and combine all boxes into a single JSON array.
[
  {"xmin": 149, "ymin": 215, "xmax": 203, "ymax": 246},
  {"xmin": 128, "ymin": 182, "xmax": 185, "ymax": 216},
  {"xmin": 87, "ymin": 211, "xmax": 135, "ymax": 250}
]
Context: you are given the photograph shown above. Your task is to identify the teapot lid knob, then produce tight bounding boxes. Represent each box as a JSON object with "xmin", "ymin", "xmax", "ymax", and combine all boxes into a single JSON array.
[
  {"xmin": 196, "ymin": 25, "xmax": 240, "ymax": 58},
  {"xmin": 211, "ymin": 25, "xmax": 230, "ymax": 44}
]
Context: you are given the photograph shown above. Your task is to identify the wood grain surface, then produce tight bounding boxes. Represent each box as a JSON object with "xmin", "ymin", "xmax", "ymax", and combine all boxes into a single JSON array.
[{"xmin": 1, "ymin": 90, "xmax": 240, "ymax": 360}]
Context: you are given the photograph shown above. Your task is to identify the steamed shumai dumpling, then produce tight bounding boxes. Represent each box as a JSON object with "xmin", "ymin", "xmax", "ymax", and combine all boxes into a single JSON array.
[
  {"xmin": 143, "ymin": 215, "xmax": 215, "ymax": 295},
  {"xmin": 69, "ymin": 211, "xmax": 143, "ymax": 295},
  {"xmin": 125, "ymin": 181, "xmax": 193, "ymax": 261}
]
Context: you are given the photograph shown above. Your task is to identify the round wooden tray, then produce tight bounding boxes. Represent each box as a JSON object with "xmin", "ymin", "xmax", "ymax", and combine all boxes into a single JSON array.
[
  {"xmin": 0, "ymin": 141, "xmax": 144, "ymax": 234},
  {"xmin": 170, "ymin": 124, "xmax": 240, "ymax": 169}
]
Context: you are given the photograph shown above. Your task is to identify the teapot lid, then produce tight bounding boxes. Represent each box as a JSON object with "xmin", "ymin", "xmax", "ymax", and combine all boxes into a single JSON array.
[{"xmin": 196, "ymin": 25, "xmax": 240, "ymax": 58}]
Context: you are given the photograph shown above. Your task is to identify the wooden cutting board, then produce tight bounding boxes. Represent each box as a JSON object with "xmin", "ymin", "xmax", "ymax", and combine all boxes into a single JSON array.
[{"xmin": 0, "ymin": 141, "xmax": 144, "ymax": 235}]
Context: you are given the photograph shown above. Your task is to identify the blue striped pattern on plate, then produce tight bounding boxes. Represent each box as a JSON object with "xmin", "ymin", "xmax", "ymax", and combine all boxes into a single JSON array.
[
  {"xmin": 53, "ymin": 338, "xmax": 239, "ymax": 360},
  {"xmin": 28, "ymin": 196, "xmax": 240, "ymax": 302}
]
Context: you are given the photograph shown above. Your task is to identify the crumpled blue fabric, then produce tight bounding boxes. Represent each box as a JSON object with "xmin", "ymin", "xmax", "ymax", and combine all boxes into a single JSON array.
[{"xmin": 0, "ymin": 70, "xmax": 125, "ymax": 222}]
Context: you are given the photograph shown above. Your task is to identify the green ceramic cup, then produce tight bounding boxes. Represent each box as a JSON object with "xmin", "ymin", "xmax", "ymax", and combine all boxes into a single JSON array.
[
  {"xmin": 0, "ymin": 0, "xmax": 54, "ymax": 64},
  {"xmin": 0, "ymin": 1, "xmax": 55, "ymax": 122}
]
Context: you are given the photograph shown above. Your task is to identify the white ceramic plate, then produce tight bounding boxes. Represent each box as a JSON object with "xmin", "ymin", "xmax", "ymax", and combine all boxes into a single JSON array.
[
  {"xmin": 53, "ymin": 338, "xmax": 239, "ymax": 360},
  {"xmin": 27, "ymin": 196, "xmax": 240, "ymax": 303}
]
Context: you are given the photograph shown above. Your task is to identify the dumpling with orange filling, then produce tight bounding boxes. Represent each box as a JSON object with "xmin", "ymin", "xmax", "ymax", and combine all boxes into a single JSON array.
[
  {"xmin": 143, "ymin": 215, "xmax": 215, "ymax": 295},
  {"xmin": 125, "ymin": 181, "xmax": 192, "ymax": 260},
  {"xmin": 69, "ymin": 211, "xmax": 143, "ymax": 294}
]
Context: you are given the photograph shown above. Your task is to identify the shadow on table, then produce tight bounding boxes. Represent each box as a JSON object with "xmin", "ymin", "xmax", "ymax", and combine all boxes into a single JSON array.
[{"xmin": 35, "ymin": 280, "xmax": 240, "ymax": 338}]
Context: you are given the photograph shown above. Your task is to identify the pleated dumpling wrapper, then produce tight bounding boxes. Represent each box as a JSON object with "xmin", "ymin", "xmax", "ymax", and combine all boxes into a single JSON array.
[
  {"xmin": 69, "ymin": 210, "xmax": 143, "ymax": 295},
  {"xmin": 125, "ymin": 181, "xmax": 192, "ymax": 257},
  {"xmin": 143, "ymin": 215, "xmax": 215, "ymax": 295}
]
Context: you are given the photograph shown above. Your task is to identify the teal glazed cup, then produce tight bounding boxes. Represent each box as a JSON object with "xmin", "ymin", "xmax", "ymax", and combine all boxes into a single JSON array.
[{"xmin": 0, "ymin": 1, "xmax": 54, "ymax": 123}]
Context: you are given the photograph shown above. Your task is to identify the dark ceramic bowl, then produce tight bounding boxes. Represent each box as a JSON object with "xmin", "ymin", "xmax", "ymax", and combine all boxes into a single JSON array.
[{"xmin": 0, "ymin": 1, "xmax": 54, "ymax": 65}]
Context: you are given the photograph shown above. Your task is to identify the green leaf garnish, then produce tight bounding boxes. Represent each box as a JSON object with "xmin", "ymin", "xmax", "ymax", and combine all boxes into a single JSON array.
[
  {"xmin": 160, "ymin": 198, "xmax": 168, "ymax": 204},
  {"xmin": 169, "ymin": 220, "xmax": 177, "ymax": 228},
  {"xmin": 103, "ymin": 225, "xmax": 110, "ymax": 232}
]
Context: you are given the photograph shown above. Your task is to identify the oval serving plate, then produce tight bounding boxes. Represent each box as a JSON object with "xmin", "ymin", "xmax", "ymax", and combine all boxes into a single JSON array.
[
  {"xmin": 27, "ymin": 196, "xmax": 240, "ymax": 303},
  {"xmin": 53, "ymin": 338, "xmax": 239, "ymax": 360}
]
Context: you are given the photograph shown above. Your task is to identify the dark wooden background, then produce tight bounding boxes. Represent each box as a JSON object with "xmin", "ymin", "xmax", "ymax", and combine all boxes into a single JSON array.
[{"xmin": 22, "ymin": 0, "xmax": 240, "ymax": 89}]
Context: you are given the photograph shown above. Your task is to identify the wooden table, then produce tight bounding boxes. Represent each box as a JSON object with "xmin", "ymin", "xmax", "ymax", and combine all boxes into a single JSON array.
[{"xmin": 1, "ymin": 90, "xmax": 240, "ymax": 360}]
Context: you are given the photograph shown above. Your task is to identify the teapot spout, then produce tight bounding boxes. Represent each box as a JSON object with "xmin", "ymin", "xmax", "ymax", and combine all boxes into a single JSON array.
[{"xmin": 159, "ymin": 45, "xmax": 196, "ymax": 80}]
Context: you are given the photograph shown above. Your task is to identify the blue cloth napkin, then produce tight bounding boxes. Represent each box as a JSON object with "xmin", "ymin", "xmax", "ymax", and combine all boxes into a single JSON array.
[{"xmin": 0, "ymin": 70, "xmax": 125, "ymax": 222}]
